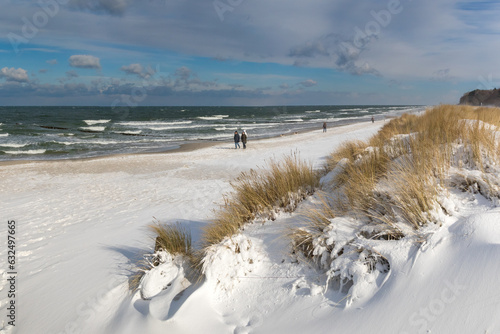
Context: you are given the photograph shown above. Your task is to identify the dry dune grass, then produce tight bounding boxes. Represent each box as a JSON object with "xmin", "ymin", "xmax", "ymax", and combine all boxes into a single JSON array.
[
  {"xmin": 130, "ymin": 222, "xmax": 194, "ymax": 291},
  {"xmin": 150, "ymin": 222, "xmax": 192, "ymax": 255},
  {"xmin": 292, "ymin": 104, "xmax": 500, "ymax": 251},
  {"xmin": 201, "ymin": 152, "xmax": 320, "ymax": 250},
  {"xmin": 141, "ymin": 153, "xmax": 320, "ymax": 284},
  {"xmin": 145, "ymin": 105, "xmax": 500, "ymax": 283}
]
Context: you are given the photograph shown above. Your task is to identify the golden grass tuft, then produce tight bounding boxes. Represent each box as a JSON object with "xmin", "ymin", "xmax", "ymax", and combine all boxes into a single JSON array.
[
  {"xmin": 289, "ymin": 191, "xmax": 337, "ymax": 258},
  {"xmin": 149, "ymin": 222, "xmax": 192, "ymax": 256},
  {"xmin": 320, "ymin": 104, "xmax": 500, "ymax": 235},
  {"xmin": 201, "ymin": 152, "xmax": 320, "ymax": 251},
  {"xmin": 326, "ymin": 140, "xmax": 368, "ymax": 170},
  {"xmin": 333, "ymin": 146, "xmax": 390, "ymax": 216},
  {"xmin": 130, "ymin": 222, "xmax": 195, "ymax": 292}
]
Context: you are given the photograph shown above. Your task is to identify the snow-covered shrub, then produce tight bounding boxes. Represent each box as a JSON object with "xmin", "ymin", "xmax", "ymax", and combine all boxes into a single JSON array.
[
  {"xmin": 202, "ymin": 152, "xmax": 319, "ymax": 250},
  {"xmin": 202, "ymin": 234, "xmax": 265, "ymax": 292},
  {"xmin": 131, "ymin": 222, "xmax": 194, "ymax": 299},
  {"xmin": 299, "ymin": 217, "xmax": 391, "ymax": 306},
  {"xmin": 139, "ymin": 250, "xmax": 190, "ymax": 300}
]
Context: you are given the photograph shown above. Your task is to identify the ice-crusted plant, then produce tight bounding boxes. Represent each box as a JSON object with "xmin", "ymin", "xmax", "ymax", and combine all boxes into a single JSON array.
[
  {"xmin": 130, "ymin": 222, "xmax": 195, "ymax": 294},
  {"xmin": 290, "ymin": 104, "xmax": 500, "ymax": 304},
  {"xmin": 201, "ymin": 152, "xmax": 319, "ymax": 250},
  {"xmin": 201, "ymin": 234, "xmax": 265, "ymax": 293},
  {"xmin": 293, "ymin": 215, "xmax": 391, "ymax": 306}
]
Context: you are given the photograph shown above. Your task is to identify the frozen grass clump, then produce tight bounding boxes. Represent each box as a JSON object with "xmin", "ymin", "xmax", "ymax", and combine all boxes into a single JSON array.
[
  {"xmin": 202, "ymin": 234, "xmax": 265, "ymax": 292},
  {"xmin": 290, "ymin": 105, "xmax": 500, "ymax": 303},
  {"xmin": 201, "ymin": 152, "xmax": 319, "ymax": 251},
  {"xmin": 131, "ymin": 222, "xmax": 195, "ymax": 295}
]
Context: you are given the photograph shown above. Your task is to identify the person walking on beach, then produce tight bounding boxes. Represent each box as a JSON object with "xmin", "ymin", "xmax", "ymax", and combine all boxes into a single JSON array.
[
  {"xmin": 322, "ymin": 122, "xmax": 327, "ymax": 132},
  {"xmin": 241, "ymin": 130, "xmax": 248, "ymax": 149},
  {"xmin": 234, "ymin": 130, "xmax": 241, "ymax": 149},
  {"xmin": 371, "ymin": 116, "xmax": 374, "ymax": 123}
]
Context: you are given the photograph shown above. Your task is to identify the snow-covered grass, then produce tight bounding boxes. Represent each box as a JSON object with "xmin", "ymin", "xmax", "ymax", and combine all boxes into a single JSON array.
[
  {"xmin": 137, "ymin": 152, "xmax": 320, "ymax": 294},
  {"xmin": 141, "ymin": 105, "xmax": 500, "ymax": 309},
  {"xmin": 288, "ymin": 104, "xmax": 500, "ymax": 306},
  {"xmin": 6, "ymin": 106, "xmax": 500, "ymax": 334},
  {"xmin": 200, "ymin": 152, "xmax": 318, "ymax": 254}
]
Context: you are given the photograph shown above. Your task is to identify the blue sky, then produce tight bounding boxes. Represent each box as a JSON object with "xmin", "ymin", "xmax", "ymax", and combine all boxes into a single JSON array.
[{"xmin": 0, "ymin": 0, "xmax": 499, "ymax": 106}]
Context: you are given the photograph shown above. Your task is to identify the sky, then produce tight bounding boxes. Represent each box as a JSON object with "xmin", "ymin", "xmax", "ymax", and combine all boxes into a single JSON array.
[{"xmin": 0, "ymin": 0, "xmax": 499, "ymax": 106}]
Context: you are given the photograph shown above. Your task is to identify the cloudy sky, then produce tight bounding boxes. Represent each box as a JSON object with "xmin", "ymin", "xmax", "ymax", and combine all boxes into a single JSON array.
[{"xmin": 0, "ymin": 0, "xmax": 499, "ymax": 106}]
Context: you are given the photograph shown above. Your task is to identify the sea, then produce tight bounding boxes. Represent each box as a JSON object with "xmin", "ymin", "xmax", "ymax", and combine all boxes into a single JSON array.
[{"xmin": 0, "ymin": 105, "xmax": 425, "ymax": 161}]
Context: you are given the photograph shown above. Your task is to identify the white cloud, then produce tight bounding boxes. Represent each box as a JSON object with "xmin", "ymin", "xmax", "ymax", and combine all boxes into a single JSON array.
[
  {"xmin": 69, "ymin": 55, "xmax": 101, "ymax": 69},
  {"xmin": 300, "ymin": 79, "xmax": 317, "ymax": 87},
  {"xmin": 46, "ymin": 59, "xmax": 58, "ymax": 65},
  {"xmin": 120, "ymin": 63, "xmax": 155, "ymax": 78},
  {"xmin": 0, "ymin": 67, "xmax": 29, "ymax": 82}
]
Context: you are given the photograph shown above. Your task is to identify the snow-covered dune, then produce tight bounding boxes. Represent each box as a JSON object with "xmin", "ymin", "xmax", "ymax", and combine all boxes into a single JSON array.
[{"xmin": 2, "ymin": 115, "xmax": 500, "ymax": 334}]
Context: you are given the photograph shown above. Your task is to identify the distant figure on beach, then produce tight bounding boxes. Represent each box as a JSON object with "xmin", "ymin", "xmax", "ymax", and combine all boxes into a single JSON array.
[
  {"xmin": 234, "ymin": 131, "xmax": 241, "ymax": 149},
  {"xmin": 241, "ymin": 130, "xmax": 248, "ymax": 149},
  {"xmin": 371, "ymin": 116, "xmax": 374, "ymax": 123},
  {"xmin": 322, "ymin": 122, "xmax": 327, "ymax": 132}
]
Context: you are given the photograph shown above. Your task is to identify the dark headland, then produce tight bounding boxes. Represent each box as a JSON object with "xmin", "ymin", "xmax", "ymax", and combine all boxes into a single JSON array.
[{"xmin": 459, "ymin": 88, "xmax": 500, "ymax": 106}]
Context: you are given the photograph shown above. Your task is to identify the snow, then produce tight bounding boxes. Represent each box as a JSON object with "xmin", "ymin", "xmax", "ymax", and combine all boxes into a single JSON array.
[{"xmin": 1, "ymin": 118, "xmax": 500, "ymax": 334}]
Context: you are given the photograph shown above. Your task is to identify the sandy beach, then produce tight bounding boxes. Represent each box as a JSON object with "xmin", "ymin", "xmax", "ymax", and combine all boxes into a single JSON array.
[{"xmin": 0, "ymin": 121, "xmax": 383, "ymax": 334}]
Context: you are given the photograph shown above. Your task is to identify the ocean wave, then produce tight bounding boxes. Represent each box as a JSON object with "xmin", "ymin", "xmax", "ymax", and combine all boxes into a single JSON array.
[
  {"xmin": 4, "ymin": 149, "xmax": 46, "ymax": 155},
  {"xmin": 56, "ymin": 139, "xmax": 130, "ymax": 146},
  {"xmin": 197, "ymin": 115, "xmax": 229, "ymax": 121},
  {"xmin": 338, "ymin": 108, "xmax": 363, "ymax": 112},
  {"xmin": 326, "ymin": 116, "xmax": 369, "ymax": 122},
  {"xmin": 79, "ymin": 126, "xmax": 106, "ymax": 132},
  {"xmin": 144, "ymin": 124, "xmax": 222, "ymax": 131},
  {"xmin": 0, "ymin": 143, "xmax": 28, "ymax": 148},
  {"xmin": 84, "ymin": 119, "xmax": 111, "ymax": 126},
  {"xmin": 305, "ymin": 110, "xmax": 321, "ymax": 113},
  {"xmin": 190, "ymin": 133, "xmax": 234, "ymax": 140},
  {"xmin": 113, "ymin": 130, "xmax": 143, "ymax": 135},
  {"xmin": 117, "ymin": 121, "xmax": 192, "ymax": 127},
  {"xmin": 284, "ymin": 118, "xmax": 304, "ymax": 122},
  {"xmin": 0, "ymin": 133, "xmax": 8, "ymax": 137}
]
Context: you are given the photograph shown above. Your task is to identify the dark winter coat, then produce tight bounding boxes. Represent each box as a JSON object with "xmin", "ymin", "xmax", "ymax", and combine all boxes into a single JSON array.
[
  {"xmin": 241, "ymin": 133, "xmax": 247, "ymax": 144},
  {"xmin": 234, "ymin": 133, "xmax": 240, "ymax": 143}
]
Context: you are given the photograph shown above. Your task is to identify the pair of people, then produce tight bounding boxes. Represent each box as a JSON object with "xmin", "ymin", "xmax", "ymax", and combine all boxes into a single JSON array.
[{"xmin": 234, "ymin": 130, "xmax": 248, "ymax": 149}]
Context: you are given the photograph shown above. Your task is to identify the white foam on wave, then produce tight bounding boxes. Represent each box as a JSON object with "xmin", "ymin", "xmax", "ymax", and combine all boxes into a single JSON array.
[
  {"xmin": 215, "ymin": 122, "xmax": 279, "ymax": 131},
  {"xmin": 79, "ymin": 126, "xmax": 106, "ymax": 132},
  {"xmin": 1, "ymin": 143, "xmax": 27, "ymax": 148},
  {"xmin": 83, "ymin": 119, "xmax": 111, "ymax": 125},
  {"xmin": 0, "ymin": 133, "xmax": 8, "ymax": 137},
  {"xmin": 4, "ymin": 149, "xmax": 46, "ymax": 155},
  {"xmin": 114, "ymin": 130, "xmax": 142, "ymax": 135},
  {"xmin": 197, "ymin": 115, "xmax": 229, "ymax": 121},
  {"xmin": 338, "ymin": 108, "xmax": 363, "ymax": 112},
  {"xmin": 284, "ymin": 118, "xmax": 304, "ymax": 122},
  {"xmin": 305, "ymin": 110, "xmax": 321, "ymax": 113},
  {"xmin": 145, "ymin": 124, "xmax": 220, "ymax": 131},
  {"xmin": 118, "ymin": 121, "xmax": 192, "ymax": 127},
  {"xmin": 58, "ymin": 139, "xmax": 125, "ymax": 146}
]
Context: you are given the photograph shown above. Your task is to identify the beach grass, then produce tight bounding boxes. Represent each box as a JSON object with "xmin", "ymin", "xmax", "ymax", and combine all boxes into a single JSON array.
[
  {"xmin": 291, "ymin": 104, "xmax": 500, "ymax": 251},
  {"xmin": 130, "ymin": 222, "xmax": 194, "ymax": 291},
  {"xmin": 201, "ymin": 152, "xmax": 320, "ymax": 250},
  {"xmin": 150, "ymin": 222, "xmax": 192, "ymax": 256},
  {"xmin": 145, "ymin": 104, "xmax": 500, "ymax": 284},
  {"xmin": 145, "ymin": 152, "xmax": 321, "ymax": 279}
]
